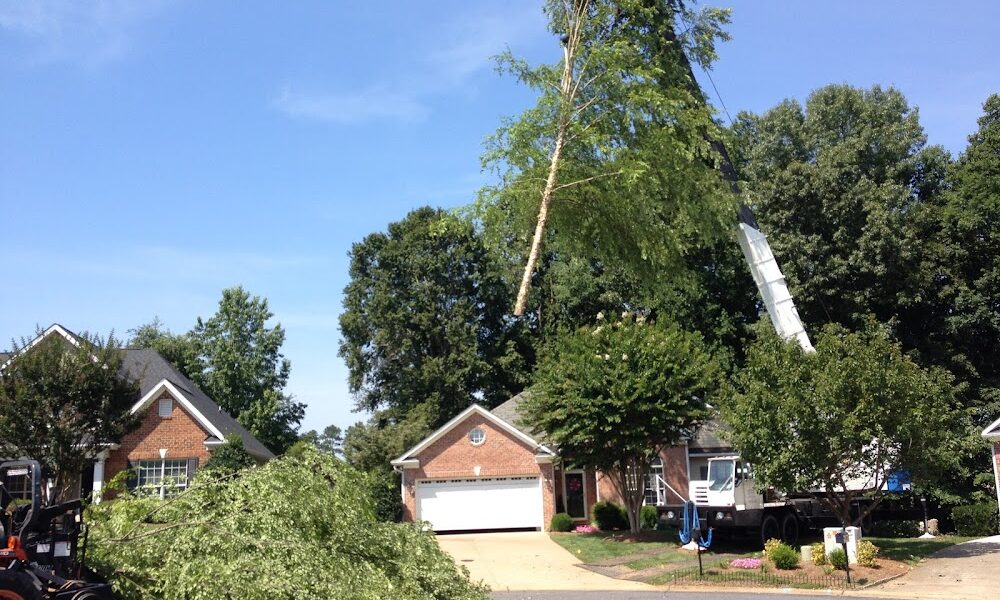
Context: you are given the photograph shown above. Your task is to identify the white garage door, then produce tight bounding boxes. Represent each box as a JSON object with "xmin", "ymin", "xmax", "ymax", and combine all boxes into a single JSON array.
[{"xmin": 416, "ymin": 476, "xmax": 543, "ymax": 531}]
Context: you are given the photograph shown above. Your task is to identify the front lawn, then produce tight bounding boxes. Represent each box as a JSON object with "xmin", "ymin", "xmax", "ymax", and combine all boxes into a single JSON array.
[
  {"xmin": 867, "ymin": 535, "xmax": 975, "ymax": 565},
  {"xmin": 550, "ymin": 530, "xmax": 679, "ymax": 563}
]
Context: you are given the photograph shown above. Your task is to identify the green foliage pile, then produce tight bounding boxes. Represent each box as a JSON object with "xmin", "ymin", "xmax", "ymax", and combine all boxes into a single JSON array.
[
  {"xmin": 828, "ymin": 548, "xmax": 848, "ymax": 571},
  {"xmin": 952, "ymin": 503, "xmax": 1000, "ymax": 537},
  {"xmin": 640, "ymin": 505, "xmax": 659, "ymax": 530},
  {"xmin": 550, "ymin": 513, "xmax": 574, "ymax": 532},
  {"xmin": 767, "ymin": 543, "xmax": 800, "ymax": 570},
  {"xmin": 0, "ymin": 330, "xmax": 140, "ymax": 501},
  {"xmin": 856, "ymin": 540, "xmax": 880, "ymax": 567},
  {"xmin": 88, "ymin": 448, "xmax": 487, "ymax": 600},
  {"xmin": 810, "ymin": 542, "xmax": 827, "ymax": 566},
  {"xmin": 591, "ymin": 501, "xmax": 629, "ymax": 531}
]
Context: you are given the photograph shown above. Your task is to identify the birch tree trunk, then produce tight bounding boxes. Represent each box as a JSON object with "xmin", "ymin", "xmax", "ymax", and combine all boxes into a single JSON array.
[{"xmin": 512, "ymin": 3, "xmax": 585, "ymax": 316}]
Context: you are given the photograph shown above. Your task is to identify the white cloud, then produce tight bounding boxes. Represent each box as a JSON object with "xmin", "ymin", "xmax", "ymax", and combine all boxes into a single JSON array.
[
  {"xmin": 271, "ymin": 2, "xmax": 546, "ymax": 125},
  {"xmin": 271, "ymin": 84, "xmax": 428, "ymax": 125},
  {"xmin": 0, "ymin": 0, "xmax": 172, "ymax": 68}
]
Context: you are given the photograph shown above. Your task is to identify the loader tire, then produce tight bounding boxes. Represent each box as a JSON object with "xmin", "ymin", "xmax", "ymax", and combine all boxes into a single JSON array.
[
  {"xmin": 0, "ymin": 571, "xmax": 43, "ymax": 600},
  {"xmin": 760, "ymin": 514, "xmax": 781, "ymax": 547},
  {"xmin": 781, "ymin": 512, "xmax": 800, "ymax": 546}
]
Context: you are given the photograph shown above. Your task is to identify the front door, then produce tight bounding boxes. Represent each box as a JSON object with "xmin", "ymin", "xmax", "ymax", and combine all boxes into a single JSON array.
[{"xmin": 564, "ymin": 471, "xmax": 586, "ymax": 519}]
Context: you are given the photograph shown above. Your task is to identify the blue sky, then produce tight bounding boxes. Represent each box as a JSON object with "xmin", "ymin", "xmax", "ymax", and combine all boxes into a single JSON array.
[{"xmin": 2, "ymin": 0, "xmax": 997, "ymax": 435}]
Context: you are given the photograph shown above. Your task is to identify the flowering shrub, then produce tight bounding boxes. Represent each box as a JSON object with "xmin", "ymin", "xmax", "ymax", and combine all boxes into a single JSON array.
[
  {"xmin": 574, "ymin": 524, "xmax": 598, "ymax": 533},
  {"xmin": 730, "ymin": 558, "xmax": 763, "ymax": 570}
]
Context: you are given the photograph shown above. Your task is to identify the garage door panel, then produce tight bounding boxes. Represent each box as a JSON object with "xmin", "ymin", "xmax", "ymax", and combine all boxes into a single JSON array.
[{"xmin": 416, "ymin": 477, "xmax": 542, "ymax": 531}]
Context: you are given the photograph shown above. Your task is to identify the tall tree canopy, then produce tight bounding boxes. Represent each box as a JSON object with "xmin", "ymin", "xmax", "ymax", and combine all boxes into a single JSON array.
[
  {"xmin": 476, "ymin": 0, "xmax": 737, "ymax": 315},
  {"xmin": 339, "ymin": 206, "xmax": 529, "ymax": 428},
  {"xmin": 723, "ymin": 322, "xmax": 967, "ymax": 527},
  {"xmin": 0, "ymin": 330, "xmax": 140, "ymax": 501},
  {"xmin": 936, "ymin": 94, "xmax": 1000, "ymax": 425},
  {"xmin": 729, "ymin": 84, "xmax": 950, "ymax": 350},
  {"xmin": 524, "ymin": 314, "xmax": 721, "ymax": 532},
  {"xmin": 131, "ymin": 287, "xmax": 304, "ymax": 454}
]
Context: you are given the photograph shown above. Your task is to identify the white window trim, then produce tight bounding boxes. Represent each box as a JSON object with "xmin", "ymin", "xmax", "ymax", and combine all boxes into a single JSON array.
[
  {"xmin": 469, "ymin": 427, "xmax": 486, "ymax": 446},
  {"xmin": 562, "ymin": 469, "xmax": 588, "ymax": 520}
]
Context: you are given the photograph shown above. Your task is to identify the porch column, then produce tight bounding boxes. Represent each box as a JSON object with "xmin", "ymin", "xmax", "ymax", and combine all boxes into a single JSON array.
[{"xmin": 92, "ymin": 449, "xmax": 109, "ymax": 504}]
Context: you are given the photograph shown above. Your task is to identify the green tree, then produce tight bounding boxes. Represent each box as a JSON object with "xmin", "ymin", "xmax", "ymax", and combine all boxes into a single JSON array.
[
  {"xmin": 523, "ymin": 314, "xmax": 720, "ymax": 532},
  {"xmin": 339, "ymin": 207, "xmax": 528, "ymax": 428},
  {"xmin": 937, "ymin": 94, "xmax": 1000, "ymax": 426},
  {"xmin": 202, "ymin": 435, "xmax": 256, "ymax": 474},
  {"xmin": 88, "ymin": 447, "xmax": 487, "ymax": 599},
  {"xmin": 729, "ymin": 85, "xmax": 951, "ymax": 352},
  {"xmin": 0, "ymin": 330, "xmax": 140, "ymax": 501},
  {"xmin": 127, "ymin": 318, "xmax": 201, "ymax": 380},
  {"xmin": 723, "ymin": 322, "xmax": 967, "ymax": 527},
  {"xmin": 130, "ymin": 290, "xmax": 304, "ymax": 454},
  {"xmin": 477, "ymin": 0, "xmax": 737, "ymax": 316},
  {"xmin": 298, "ymin": 425, "xmax": 343, "ymax": 457}
]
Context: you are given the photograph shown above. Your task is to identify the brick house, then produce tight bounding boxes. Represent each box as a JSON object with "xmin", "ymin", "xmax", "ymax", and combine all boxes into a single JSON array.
[
  {"xmin": 982, "ymin": 416, "xmax": 1000, "ymax": 522},
  {"xmin": 391, "ymin": 391, "xmax": 727, "ymax": 532},
  {"xmin": 2, "ymin": 324, "xmax": 273, "ymax": 500}
]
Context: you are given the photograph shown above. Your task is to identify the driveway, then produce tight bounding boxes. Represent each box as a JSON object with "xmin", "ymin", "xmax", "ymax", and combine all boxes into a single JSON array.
[
  {"xmin": 437, "ymin": 531, "xmax": 653, "ymax": 592},
  {"xmin": 863, "ymin": 535, "xmax": 1000, "ymax": 600}
]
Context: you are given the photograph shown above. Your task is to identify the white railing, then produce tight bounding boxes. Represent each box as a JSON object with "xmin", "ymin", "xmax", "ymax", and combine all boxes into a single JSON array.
[{"xmin": 645, "ymin": 474, "xmax": 689, "ymax": 505}]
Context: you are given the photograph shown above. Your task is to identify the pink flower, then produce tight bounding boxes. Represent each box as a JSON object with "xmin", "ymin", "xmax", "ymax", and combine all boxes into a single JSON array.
[
  {"xmin": 730, "ymin": 558, "xmax": 763, "ymax": 569},
  {"xmin": 574, "ymin": 524, "xmax": 598, "ymax": 533}
]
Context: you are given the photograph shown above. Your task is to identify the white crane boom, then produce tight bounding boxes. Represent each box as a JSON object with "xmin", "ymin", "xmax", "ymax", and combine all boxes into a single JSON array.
[{"xmin": 735, "ymin": 219, "xmax": 814, "ymax": 352}]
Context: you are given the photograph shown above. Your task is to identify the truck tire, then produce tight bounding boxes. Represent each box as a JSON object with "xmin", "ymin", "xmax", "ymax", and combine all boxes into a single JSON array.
[
  {"xmin": 781, "ymin": 513, "xmax": 800, "ymax": 546},
  {"xmin": 760, "ymin": 514, "xmax": 780, "ymax": 547},
  {"xmin": 0, "ymin": 571, "xmax": 43, "ymax": 600}
]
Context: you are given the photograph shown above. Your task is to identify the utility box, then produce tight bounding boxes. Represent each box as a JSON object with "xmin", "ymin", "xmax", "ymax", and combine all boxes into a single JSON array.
[{"xmin": 823, "ymin": 527, "xmax": 862, "ymax": 564}]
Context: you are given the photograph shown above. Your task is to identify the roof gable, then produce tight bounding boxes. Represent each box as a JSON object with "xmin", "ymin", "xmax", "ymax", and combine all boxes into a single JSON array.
[
  {"xmin": 0, "ymin": 323, "xmax": 92, "ymax": 370},
  {"xmin": 391, "ymin": 404, "xmax": 554, "ymax": 465},
  {"xmin": 983, "ymin": 415, "xmax": 1000, "ymax": 441}
]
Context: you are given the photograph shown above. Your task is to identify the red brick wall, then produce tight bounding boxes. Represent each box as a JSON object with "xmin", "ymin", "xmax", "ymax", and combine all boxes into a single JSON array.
[
  {"xmin": 105, "ymin": 391, "xmax": 212, "ymax": 489},
  {"xmin": 662, "ymin": 445, "xmax": 689, "ymax": 504},
  {"xmin": 400, "ymin": 412, "xmax": 555, "ymax": 528},
  {"xmin": 993, "ymin": 442, "xmax": 1000, "ymax": 516}
]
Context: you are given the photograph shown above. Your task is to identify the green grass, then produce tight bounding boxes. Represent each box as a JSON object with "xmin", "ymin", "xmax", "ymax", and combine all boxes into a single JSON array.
[
  {"xmin": 549, "ymin": 530, "xmax": 678, "ymax": 563},
  {"xmin": 624, "ymin": 550, "xmax": 689, "ymax": 570},
  {"xmin": 867, "ymin": 535, "xmax": 976, "ymax": 565}
]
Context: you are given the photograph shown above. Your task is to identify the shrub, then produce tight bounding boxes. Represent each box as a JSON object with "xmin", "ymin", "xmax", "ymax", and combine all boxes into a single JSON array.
[
  {"xmin": 810, "ymin": 542, "xmax": 826, "ymax": 566},
  {"xmin": 592, "ymin": 501, "xmax": 629, "ymax": 531},
  {"xmin": 550, "ymin": 513, "xmax": 574, "ymax": 532},
  {"xmin": 769, "ymin": 543, "xmax": 800, "ymax": 570},
  {"xmin": 952, "ymin": 503, "xmax": 1000, "ymax": 537},
  {"xmin": 762, "ymin": 538, "xmax": 783, "ymax": 561},
  {"xmin": 829, "ymin": 548, "xmax": 848, "ymax": 570},
  {"xmin": 640, "ymin": 505, "xmax": 658, "ymax": 530},
  {"xmin": 869, "ymin": 519, "xmax": 920, "ymax": 538},
  {"xmin": 856, "ymin": 540, "xmax": 879, "ymax": 567}
]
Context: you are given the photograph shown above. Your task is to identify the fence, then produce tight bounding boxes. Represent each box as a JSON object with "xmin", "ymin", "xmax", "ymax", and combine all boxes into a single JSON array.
[{"xmin": 658, "ymin": 563, "xmax": 855, "ymax": 589}]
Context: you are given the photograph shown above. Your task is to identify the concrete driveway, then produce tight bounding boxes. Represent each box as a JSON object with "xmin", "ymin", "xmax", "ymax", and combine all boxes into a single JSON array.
[
  {"xmin": 864, "ymin": 535, "xmax": 1000, "ymax": 600},
  {"xmin": 437, "ymin": 531, "xmax": 653, "ymax": 592}
]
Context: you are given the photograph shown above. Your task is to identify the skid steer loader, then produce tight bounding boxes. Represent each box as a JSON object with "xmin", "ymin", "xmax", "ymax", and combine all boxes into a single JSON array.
[{"xmin": 0, "ymin": 460, "xmax": 111, "ymax": 600}]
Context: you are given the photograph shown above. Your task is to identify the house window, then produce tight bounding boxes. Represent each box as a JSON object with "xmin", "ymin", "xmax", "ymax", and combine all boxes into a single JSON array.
[
  {"xmin": 158, "ymin": 398, "xmax": 173, "ymax": 418},
  {"xmin": 136, "ymin": 459, "xmax": 190, "ymax": 496},
  {"xmin": 468, "ymin": 427, "xmax": 486, "ymax": 446},
  {"xmin": 644, "ymin": 457, "xmax": 664, "ymax": 505}
]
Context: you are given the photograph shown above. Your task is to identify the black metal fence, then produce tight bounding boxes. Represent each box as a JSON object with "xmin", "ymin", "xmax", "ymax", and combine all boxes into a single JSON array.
[{"xmin": 656, "ymin": 563, "xmax": 855, "ymax": 589}]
